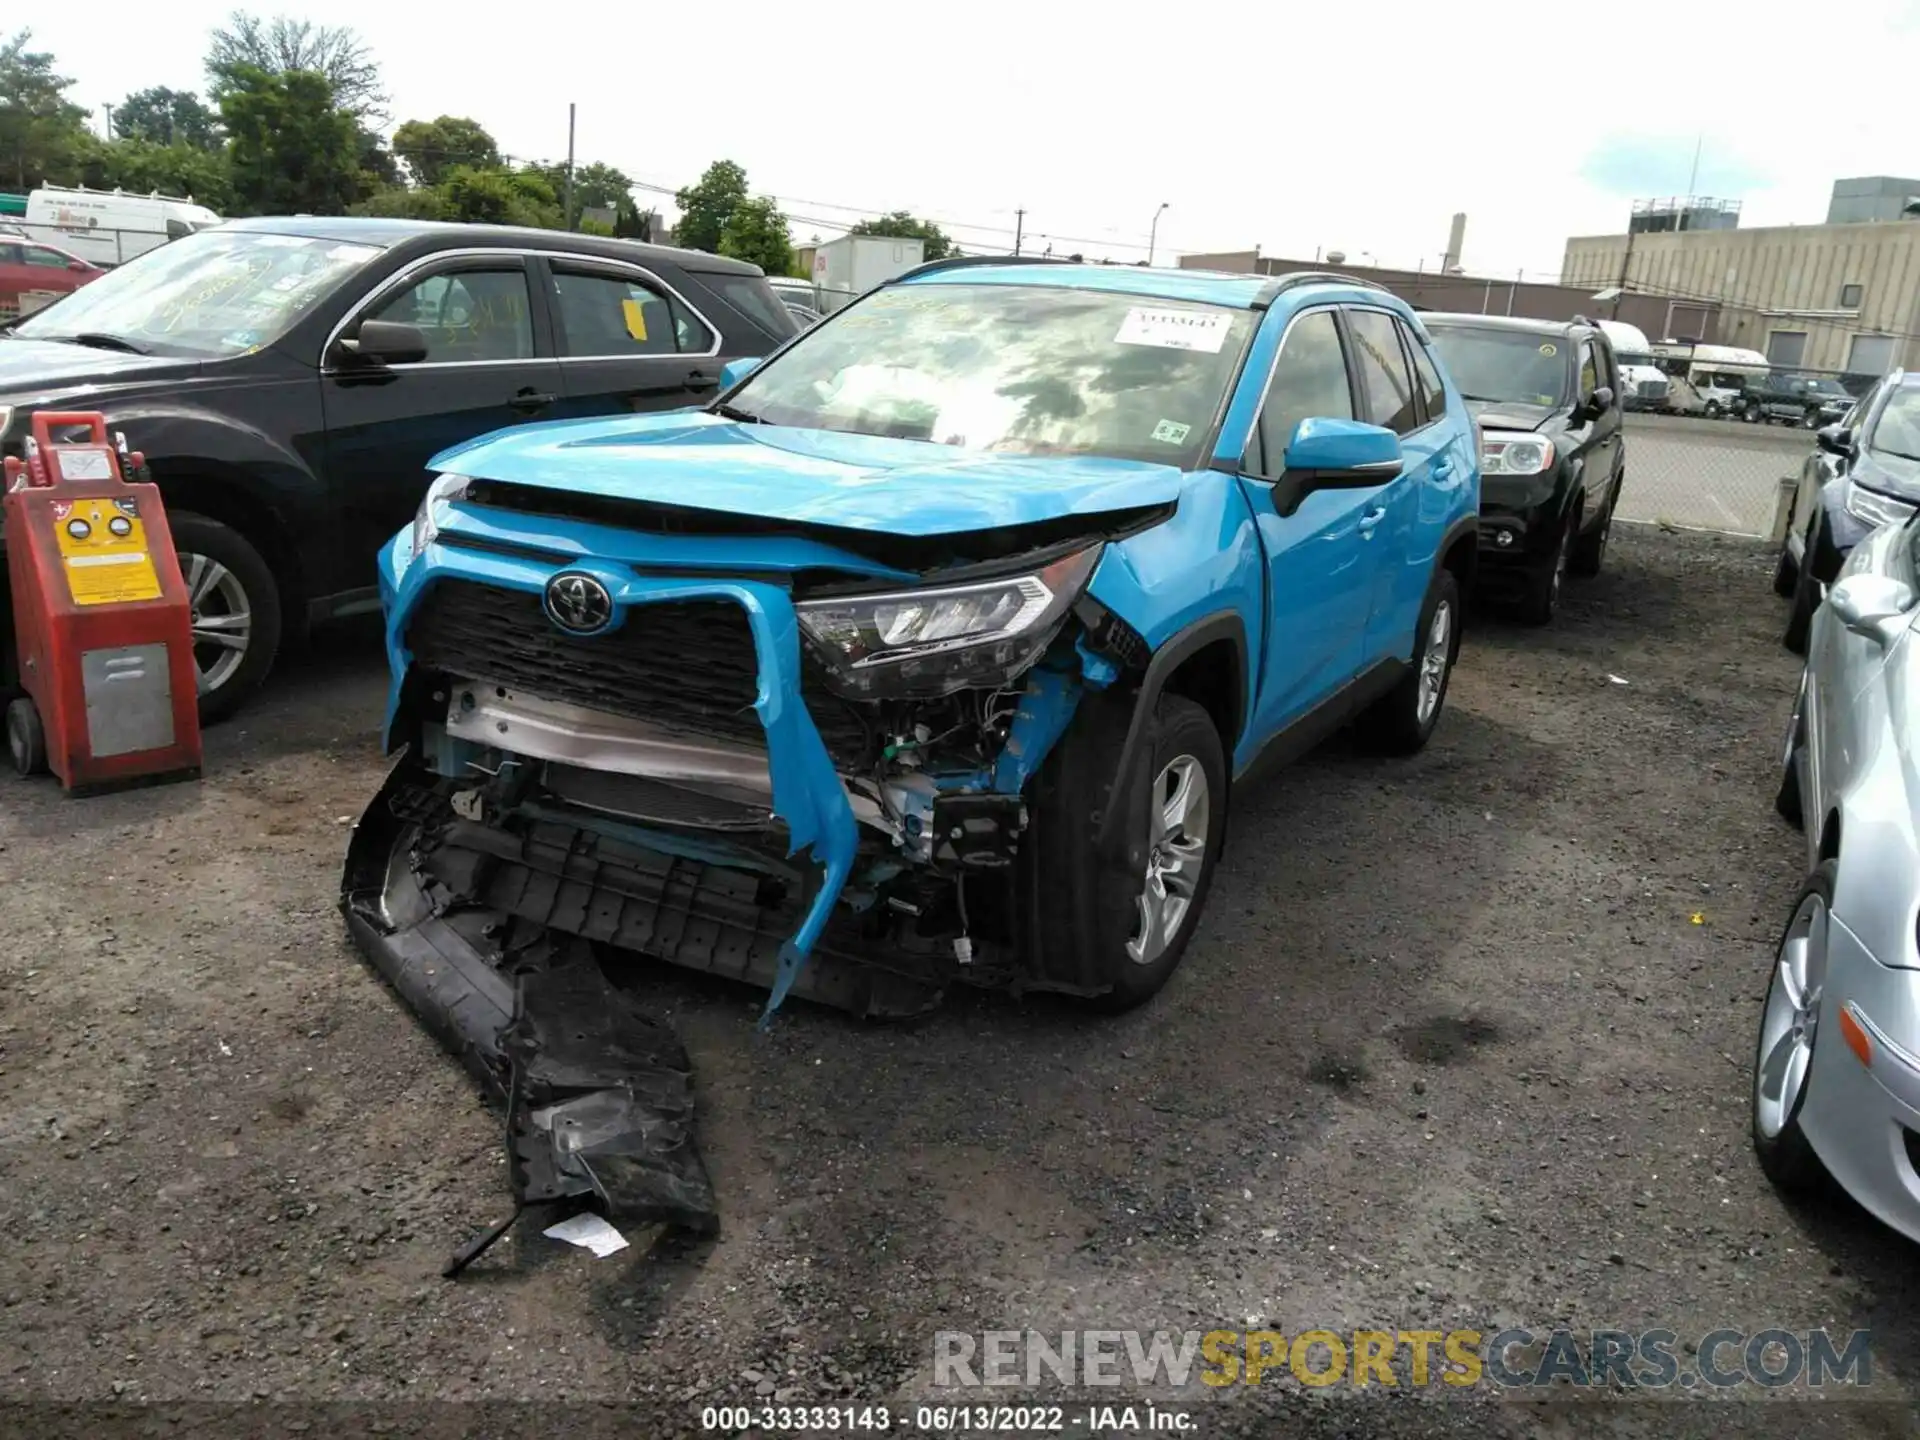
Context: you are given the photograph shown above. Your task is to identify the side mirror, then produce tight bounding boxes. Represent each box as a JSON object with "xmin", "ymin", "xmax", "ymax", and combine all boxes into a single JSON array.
[
  {"xmin": 1816, "ymin": 424, "xmax": 1855, "ymax": 458},
  {"xmin": 1271, "ymin": 417, "xmax": 1402, "ymax": 516},
  {"xmin": 1827, "ymin": 572, "xmax": 1916, "ymax": 647},
  {"xmin": 1587, "ymin": 385, "xmax": 1614, "ymax": 416},
  {"xmin": 719, "ymin": 356, "xmax": 763, "ymax": 390},
  {"xmin": 339, "ymin": 319, "xmax": 429, "ymax": 366},
  {"xmin": 68, "ymin": 259, "xmax": 90, "ymax": 273}
]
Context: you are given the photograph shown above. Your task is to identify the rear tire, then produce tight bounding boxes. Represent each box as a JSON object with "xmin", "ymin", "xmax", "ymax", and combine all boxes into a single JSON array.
[
  {"xmin": 1775, "ymin": 670, "xmax": 1806, "ymax": 828},
  {"xmin": 1772, "ymin": 536, "xmax": 1799, "ymax": 598},
  {"xmin": 1357, "ymin": 570, "xmax": 1460, "ymax": 755},
  {"xmin": 169, "ymin": 513, "xmax": 283, "ymax": 725},
  {"xmin": 6, "ymin": 696, "xmax": 46, "ymax": 777}
]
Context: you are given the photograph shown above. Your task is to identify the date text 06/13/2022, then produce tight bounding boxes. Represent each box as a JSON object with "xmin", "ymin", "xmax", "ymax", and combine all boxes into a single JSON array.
[{"xmin": 698, "ymin": 1403, "xmax": 1196, "ymax": 1432}]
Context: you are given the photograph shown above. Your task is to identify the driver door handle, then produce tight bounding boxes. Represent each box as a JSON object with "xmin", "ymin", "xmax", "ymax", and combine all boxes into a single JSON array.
[
  {"xmin": 685, "ymin": 369, "xmax": 720, "ymax": 393},
  {"xmin": 1358, "ymin": 505, "xmax": 1388, "ymax": 535},
  {"xmin": 510, "ymin": 388, "xmax": 556, "ymax": 414}
]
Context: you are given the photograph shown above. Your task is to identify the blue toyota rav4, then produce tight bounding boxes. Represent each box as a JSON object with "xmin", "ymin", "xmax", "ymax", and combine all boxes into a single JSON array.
[{"xmin": 344, "ymin": 260, "xmax": 1480, "ymax": 1025}]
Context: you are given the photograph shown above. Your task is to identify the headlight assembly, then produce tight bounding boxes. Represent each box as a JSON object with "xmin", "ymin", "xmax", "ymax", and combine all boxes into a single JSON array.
[
  {"xmin": 796, "ymin": 545, "xmax": 1101, "ymax": 698},
  {"xmin": 410, "ymin": 473, "xmax": 470, "ymax": 555},
  {"xmin": 1844, "ymin": 480, "xmax": 1916, "ymax": 531},
  {"xmin": 1481, "ymin": 429, "xmax": 1556, "ymax": 476}
]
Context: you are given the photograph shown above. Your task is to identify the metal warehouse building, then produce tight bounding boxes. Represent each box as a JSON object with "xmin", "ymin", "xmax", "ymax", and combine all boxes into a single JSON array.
[{"xmin": 1561, "ymin": 179, "xmax": 1920, "ymax": 379}]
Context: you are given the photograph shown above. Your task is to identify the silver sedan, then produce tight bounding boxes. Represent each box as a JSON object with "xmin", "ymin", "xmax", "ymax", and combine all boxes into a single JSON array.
[{"xmin": 1763, "ymin": 516, "xmax": 1920, "ymax": 1241}]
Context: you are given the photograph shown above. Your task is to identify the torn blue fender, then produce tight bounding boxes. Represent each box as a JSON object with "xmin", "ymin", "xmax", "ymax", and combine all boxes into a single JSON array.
[{"xmin": 374, "ymin": 533, "xmax": 860, "ymax": 1026}]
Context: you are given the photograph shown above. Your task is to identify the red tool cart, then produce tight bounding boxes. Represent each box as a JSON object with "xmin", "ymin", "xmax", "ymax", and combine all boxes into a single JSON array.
[{"xmin": 4, "ymin": 411, "xmax": 201, "ymax": 793}]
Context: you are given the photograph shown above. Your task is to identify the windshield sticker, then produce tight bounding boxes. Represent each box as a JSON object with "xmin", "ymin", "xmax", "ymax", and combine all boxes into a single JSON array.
[
  {"xmin": 326, "ymin": 244, "xmax": 379, "ymax": 262},
  {"xmin": 1115, "ymin": 307, "xmax": 1231, "ymax": 354},
  {"xmin": 1151, "ymin": 419, "xmax": 1192, "ymax": 445},
  {"xmin": 1538, "ymin": 342, "xmax": 1558, "ymax": 357},
  {"xmin": 1536, "ymin": 394, "xmax": 1555, "ymax": 406},
  {"xmin": 250, "ymin": 234, "xmax": 314, "ymax": 248}
]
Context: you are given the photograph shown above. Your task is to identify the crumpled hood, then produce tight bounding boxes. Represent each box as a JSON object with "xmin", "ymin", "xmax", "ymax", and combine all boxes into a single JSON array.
[
  {"xmin": 1465, "ymin": 398, "xmax": 1557, "ymax": 432},
  {"xmin": 430, "ymin": 411, "xmax": 1186, "ymax": 537},
  {"xmin": 0, "ymin": 338, "xmax": 203, "ymax": 397}
]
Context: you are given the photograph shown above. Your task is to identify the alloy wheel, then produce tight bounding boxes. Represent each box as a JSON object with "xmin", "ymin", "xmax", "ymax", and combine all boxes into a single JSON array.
[
  {"xmin": 180, "ymin": 550, "xmax": 253, "ymax": 696},
  {"xmin": 1754, "ymin": 892, "xmax": 1827, "ymax": 1140},
  {"xmin": 1416, "ymin": 598, "xmax": 1454, "ymax": 726},
  {"xmin": 1127, "ymin": 754, "xmax": 1210, "ymax": 966}
]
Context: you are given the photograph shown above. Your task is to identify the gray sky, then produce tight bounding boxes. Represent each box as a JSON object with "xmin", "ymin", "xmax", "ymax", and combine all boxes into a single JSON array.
[{"xmin": 36, "ymin": 0, "xmax": 1920, "ymax": 276}]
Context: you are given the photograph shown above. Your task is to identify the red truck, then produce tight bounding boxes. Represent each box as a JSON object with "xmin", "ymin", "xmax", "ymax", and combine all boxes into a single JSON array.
[{"xmin": 0, "ymin": 236, "xmax": 101, "ymax": 320}]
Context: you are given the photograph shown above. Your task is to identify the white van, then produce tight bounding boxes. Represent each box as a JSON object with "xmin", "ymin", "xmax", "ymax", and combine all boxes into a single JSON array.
[
  {"xmin": 1681, "ymin": 344, "xmax": 1770, "ymax": 418},
  {"xmin": 1596, "ymin": 320, "xmax": 1671, "ymax": 412},
  {"xmin": 22, "ymin": 185, "xmax": 223, "ymax": 267}
]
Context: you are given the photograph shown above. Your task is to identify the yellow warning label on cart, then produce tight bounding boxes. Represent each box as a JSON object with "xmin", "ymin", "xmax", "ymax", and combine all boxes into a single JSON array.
[{"xmin": 52, "ymin": 497, "xmax": 163, "ymax": 606}]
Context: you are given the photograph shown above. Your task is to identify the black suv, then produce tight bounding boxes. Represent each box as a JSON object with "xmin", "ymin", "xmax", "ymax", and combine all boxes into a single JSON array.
[
  {"xmin": 0, "ymin": 218, "xmax": 797, "ymax": 719},
  {"xmin": 1737, "ymin": 372, "xmax": 1853, "ymax": 429},
  {"xmin": 1423, "ymin": 314, "xmax": 1626, "ymax": 624}
]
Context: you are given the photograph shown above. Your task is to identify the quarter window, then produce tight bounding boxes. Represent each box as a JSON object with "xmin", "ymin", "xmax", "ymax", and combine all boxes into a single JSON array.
[
  {"xmin": 368, "ymin": 267, "xmax": 534, "ymax": 363},
  {"xmin": 1577, "ymin": 343, "xmax": 1599, "ymax": 398},
  {"xmin": 1346, "ymin": 309, "xmax": 1419, "ymax": 435},
  {"xmin": 1401, "ymin": 322, "xmax": 1446, "ymax": 423},
  {"xmin": 0, "ymin": 243, "xmax": 21, "ymax": 265},
  {"xmin": 1248, "ymin": 309, "xmax": 1354, "ymax": 479},
  {"xmin": 551, "ymin": 267, "xmax": 715, "ymax": 357}
]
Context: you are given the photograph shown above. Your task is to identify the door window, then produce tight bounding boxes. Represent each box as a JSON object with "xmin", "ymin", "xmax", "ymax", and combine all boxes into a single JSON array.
[
  {"xmin": 551, "ymin": 267, "xmax": 716, "ymax": 357},
  {"xmin": 1345, "ymin": 309, "xmax": 1419, "ymax": 435},
  {"xmin": 25, "ymin": 247, "xmax": 70, "ymax": 268},
  {"xmin": 0, "ymin": 243, "xmax": 21, "ymax": 265},
  {"xmin": 1577, "ymin": 342, "xmax": 1599, "ymax": 399},
  {"xmin": 367, "ymin": 267, "xmax": 534, "ymax": 362},
  {"xmin": 1401, "ymin": 322, "xmax": 1447, "ymax": 424},
  {"xmin": 1248, "ymin": 309, "xmax": 1354, "ymax": 479}
]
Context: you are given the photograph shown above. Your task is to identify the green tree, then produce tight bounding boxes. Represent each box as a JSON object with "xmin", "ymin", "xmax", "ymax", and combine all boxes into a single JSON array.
[
  {"xmin": 75, "ymin": 136, "xmax": 234, "ymax": 212},
  {"xmin": 392, "ymin": 115, "xmax": 499, "ymax": 188},
  {"xmin": 207, "ymin": 12, "xmax": 385, "ymax": 121},
  {"xmin": 356, "ymin": 124, "xmax": 399, "ymax": 191},
  {"xmin": 439, "ymin": 165, "xmax": 560, "ymax": 228},
  {"xmin": 848, "ymin": 209, "xmax": 954, "ymax": 261},
  {"xmin": 718, "ymin": 194, "xmax": 792, "ymax": 275},
  {"xmin": 350, "ymin": 184, "xmax": 450, "ymax": 221},
  {"xmin": 113, "ymin": 87, "xmax": 220, "ymax": 151},
  {"xmin": 218, "ymin": 64, "xmax": 363, "ymax": 215},
  {"xmin": 0, "ymin": 30, "xmax": 91, "ymax": 190},
  {"xmin": 673, "ymin": 159, "xmax": 748, "ymax": 254}
]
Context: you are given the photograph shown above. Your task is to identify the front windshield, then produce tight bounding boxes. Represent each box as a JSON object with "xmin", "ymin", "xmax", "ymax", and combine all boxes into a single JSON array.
[
  {"xmin": 1871, "ymin": 388, "xmax": 1920, "ymax": 462},
  {"xmin": 1425, "ymin": 326, "xmax": 1569, "ymax": 408},
  {"xmin": 1803, "ymin": 377, "xmax": 1849, "ymax": 398},
  {"xmin": 11, "ymin": 229, "xmax": 380, "ymax": 358},
  {"xmin": 727, "ymin": 282, "xmax": 1258, "ymax": 468}
]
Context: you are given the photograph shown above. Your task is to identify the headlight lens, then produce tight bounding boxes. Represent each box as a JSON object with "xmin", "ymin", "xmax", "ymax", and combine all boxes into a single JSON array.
[
  {"xmin": 1481, "ymin": 429, "xmax": 1555, "ymax": 476},
  {"xmin": 1844, "ymin": 481, "xmax": 1916, "ymax": 531},
  {"xmin": 796, "ymin": 545, "xmax": 1101, "ymax": 698},
  {"xmin": 410, "ymin": 473, "xmax": 470, "ymax": 555}
]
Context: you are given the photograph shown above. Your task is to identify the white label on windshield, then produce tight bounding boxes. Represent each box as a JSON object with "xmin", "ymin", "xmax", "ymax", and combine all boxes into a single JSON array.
[
  {"xmin": 1115, "ymin": 307, "xmax": 1231, "ymax": 354},
  {"xmin": 326, "ymin": 244, "xmax": 380, "ymax": 262},
  {"xmin": 250, "ymin": 235, "xmax": 314, "ymax": 248},
  {"xmin": 1151, "ymin": 419, "xmax": 1192, "ymax": 444}
]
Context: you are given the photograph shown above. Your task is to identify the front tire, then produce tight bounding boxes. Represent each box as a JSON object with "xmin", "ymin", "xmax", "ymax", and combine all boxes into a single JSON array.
[
  {"xmin": 1752, "ymin": 863, "xmax": 1836, "ymax": 1194},
  {"xmin": 1776, "ymin": 669, "xmax": 1806, "ymax": 828},
  {"xmin": 1783, "ymin": 514, "xmax": 1823, "ymax": 655},
  {"xmin": 170, "ymin": 513, "xmax": 283, "ymax": 725},
  {"xmin": 6, "ymin": 696, "xmax": 47, "ymax": 777},
  {"xmin": 1772, "ymin": 534, "xmax": 1799, "ymax": 597},
  {"xmin": 1357, "ymin": 569, "xmax": 1460, "ymax": 755},
  {"xmin": 1516, "ymin": 513, "xmax": 1572, "ymax": 626},
  {"xmin": 1568, "ymin": 491, "xmax": 1614, "ymax": 577}
]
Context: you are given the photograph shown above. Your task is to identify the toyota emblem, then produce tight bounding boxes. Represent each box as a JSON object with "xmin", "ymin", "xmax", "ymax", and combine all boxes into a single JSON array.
[{"xmin": 544, "ymin": 572, "xmax": 613, "ymax": 635}]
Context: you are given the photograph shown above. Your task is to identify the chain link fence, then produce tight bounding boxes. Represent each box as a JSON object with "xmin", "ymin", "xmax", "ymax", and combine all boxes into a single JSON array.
[{"xmin": 1615, "ymin": 414, "xmax": 1801, "ymax": 538}]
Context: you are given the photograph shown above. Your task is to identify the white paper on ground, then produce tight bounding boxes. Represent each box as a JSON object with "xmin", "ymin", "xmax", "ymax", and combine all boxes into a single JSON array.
[{"xmin": 542, "ymin": 1212, "xmax": 630, "ymax": 1258}]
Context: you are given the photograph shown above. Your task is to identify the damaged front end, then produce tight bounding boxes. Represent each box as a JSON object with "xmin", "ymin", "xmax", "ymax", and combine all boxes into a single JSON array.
[{"xmin": 342, "ymin": 475, "xmax": 1162, "ymax": 1044}]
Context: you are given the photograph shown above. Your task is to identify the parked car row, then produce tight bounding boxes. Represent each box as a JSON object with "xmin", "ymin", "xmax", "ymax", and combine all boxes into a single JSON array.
[{"xmin": 0, "ymin": 217, "xmax": 802, "ymax": 719}]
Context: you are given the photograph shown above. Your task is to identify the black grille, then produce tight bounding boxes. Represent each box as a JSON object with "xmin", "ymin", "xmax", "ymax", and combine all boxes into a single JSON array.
[{"xmin": 406, "ymin": 580, "xmax": 872, "ymax": 766}]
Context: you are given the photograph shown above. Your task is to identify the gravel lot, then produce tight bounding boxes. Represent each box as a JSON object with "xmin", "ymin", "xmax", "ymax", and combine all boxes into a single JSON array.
[
  {"xmin": 3, "ymin": 525, "xmax": 1918, "ymax": 1437},
  {"xmin": 1616, "ymin": 413, "xmax": 1807, "ymax": 538}
]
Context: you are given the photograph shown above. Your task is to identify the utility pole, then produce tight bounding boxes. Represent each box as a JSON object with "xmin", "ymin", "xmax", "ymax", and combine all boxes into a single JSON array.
[
  {"xmin": 101, "ymin": 104, "xmax": 114, "ymax": 140},
  {"xmin": 1148, "ymin": 202, "xmax": 1168, "ymax": 266},
  {"xmin": 1013, "ymin": 209, "xmax": 1024, "ymax": 257},
  {"xmin": 562, "ymin": 103, "xmax": 577, "ymax": 231},
  {"xmin": 1611, "ymin": 228, "xmax": 1636, "ymax": 320}
]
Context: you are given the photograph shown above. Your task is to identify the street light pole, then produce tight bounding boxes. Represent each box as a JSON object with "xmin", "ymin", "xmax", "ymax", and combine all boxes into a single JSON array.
[{"xmin": 1148, "ymin": 202, "xmax": 1169, "ymax": 266}]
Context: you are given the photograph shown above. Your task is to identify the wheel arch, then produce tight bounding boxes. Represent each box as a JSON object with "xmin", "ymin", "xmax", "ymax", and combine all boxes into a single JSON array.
[
  {"xmin": 146, "ymin": 459, "xmax": 310, "ymax": 628},
  {"xmin": 1093, "ymin": 612, "xmax": 1246, "ymax": 847}
]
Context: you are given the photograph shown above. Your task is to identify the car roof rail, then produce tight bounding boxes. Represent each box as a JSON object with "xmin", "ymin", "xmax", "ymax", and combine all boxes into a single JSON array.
[
  {"xmin": 889, "ymin": 254, "xmax": 1073, "ymax": 284},
  {"xmin": 1253, "ymin": 270, "xmax": 1390, "ymax": 307}
]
